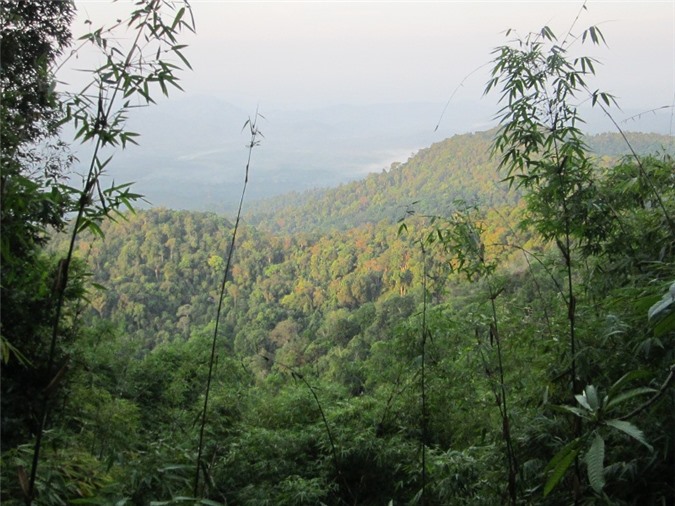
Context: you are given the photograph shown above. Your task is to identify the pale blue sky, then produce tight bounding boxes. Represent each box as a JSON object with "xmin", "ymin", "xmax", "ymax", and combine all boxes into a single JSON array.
[{"xmin": 69, "ymin": 1, "xmax": 674, "ymax": 113}]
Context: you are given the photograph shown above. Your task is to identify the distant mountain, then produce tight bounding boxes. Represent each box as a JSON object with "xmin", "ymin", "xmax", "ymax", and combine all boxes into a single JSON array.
[
  {"xmin": 586, "ymin": 131, "xmax": 674, "ymax": 157},
  {"xmin": 69, "ymin": 93, "xmax": 673, "ymax": 215},
  {"xmin": 76, "ymin": 95, "xmax": 482, "ymax": 212}
]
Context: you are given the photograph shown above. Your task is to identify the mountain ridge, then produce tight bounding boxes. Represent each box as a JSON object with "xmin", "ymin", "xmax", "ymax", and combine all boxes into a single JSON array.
[{"xmin": 246, "ymin": 129, "xmax": 674, "ymax": 234}]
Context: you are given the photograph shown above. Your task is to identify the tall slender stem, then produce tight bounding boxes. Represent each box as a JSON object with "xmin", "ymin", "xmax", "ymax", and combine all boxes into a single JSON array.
[
  {"xmin": 420, "ymin": 245, "xmax": 428, "ymax": 505},
  {"xmin": 194, "ymin": 113, "xmax": 260, "ymax": 497},
  {"xmin": 488, "ymin": 286, "xmax": 517, "ymax": 506}
]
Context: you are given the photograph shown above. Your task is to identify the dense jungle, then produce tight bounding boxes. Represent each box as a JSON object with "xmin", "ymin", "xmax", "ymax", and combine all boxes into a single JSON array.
[{"xmin": 1, "ymin": 1, "xmax": 673, "ymax": 505}]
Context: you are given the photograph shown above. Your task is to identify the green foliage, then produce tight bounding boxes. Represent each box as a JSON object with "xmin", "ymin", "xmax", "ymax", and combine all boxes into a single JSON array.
[
  {"xmin": 486, "ymin": 24, "xmax": 609, "ymax": 246},
  {"xmin": 483, "ymin": 19, "xmax": 674, "ymax": 505},
  {"xmin": 543, "ymin": 439, "xmax": 580, "ymax": 497},
  {"xmin": 3, "ymin": 4, "xmax": 674, "ymax": 505},
  {"xmin": 586, "ymin": 433, "xmax": 605, "ymax": 493},
  {"xmin": 1, "ymin": 438, "xmax": 115, "ymax": 506},
  {"xmin": 1, "ymin": 1, "xmax": 196, "ymax": 503},
  {"xmin": 40, "ymin": 130, "xmax": 674, "ymax": 502},
  {"xmin": 0, "ymin": 0, "xmax": 76, "ymax": 367}
]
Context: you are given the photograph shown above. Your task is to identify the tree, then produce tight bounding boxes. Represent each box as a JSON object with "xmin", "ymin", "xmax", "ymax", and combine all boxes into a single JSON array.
[
  {"xmin": 0, "ymin": 0, "xmax": 75, "ymax": 363},
  {"xmin": 485, "ymin": 21, "xmax": 675, "ymax": 504},
  {"xmin": 0, "ymin": 1, "xmax": 196, "ymax": 503},
  {"xmin": 0, "ymin": 0, "xmax": 73, "ymax": 155},
  {"xmin": 0, "ymin": 0, "xmax": 78, "ymax": 455}
]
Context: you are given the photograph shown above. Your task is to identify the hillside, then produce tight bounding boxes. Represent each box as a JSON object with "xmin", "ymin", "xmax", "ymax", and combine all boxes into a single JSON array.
[
  {"xmin": 247, "ymin": 130, "xmax": 674, "ymax": 234},
  {"xmin": 53, "ymin": 208, "xmax": 442, "ymax": 351},
  {"xmin": 5, "ymin": 3, "xmax": 675, "ymax": 504},
  {"xmin": 56, "ymin": 130, "xmax": 675, "ymax": 354},
  {"xmin": 36, "ymin": 144, "xmax": 675, "ymax": 505}
]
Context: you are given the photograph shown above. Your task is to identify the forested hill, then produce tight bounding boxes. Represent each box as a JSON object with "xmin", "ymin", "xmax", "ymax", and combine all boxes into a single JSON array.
[
  {"xmin": 53, "ymin": 208, "xmax": 441, "ymax": 351},
  {"xmin": 247, "ymin": 130, "xmax": 674, "ymax": 234},
  {"xmin": 586, "ymin": 131, "xmax": 674, "ymax": 156},
  {"xmin": 40, "ymin": 144, "xmax": 675, "ymax": 505},
  {"xmin": 7, "ymin": 3, "xmax": 675, "ymax": 503},
  {"xmin": 53, "ymin": 129, "xmax": 674, "ymax": 355},
  {"xmin": 247, "ymin": 130, "xmax": 507, "ymax": 234}
]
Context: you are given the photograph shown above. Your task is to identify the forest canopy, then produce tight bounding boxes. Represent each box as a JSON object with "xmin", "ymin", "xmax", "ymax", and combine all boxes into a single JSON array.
[{"xmin": 1, "ymin": 1, "xmax": 674, "ymax": 505}]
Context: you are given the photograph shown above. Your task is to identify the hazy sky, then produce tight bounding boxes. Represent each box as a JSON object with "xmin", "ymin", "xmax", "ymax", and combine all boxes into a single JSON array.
[{"xmin": 70, "ymin": 1, "xmax": 674, "ymax": 114}]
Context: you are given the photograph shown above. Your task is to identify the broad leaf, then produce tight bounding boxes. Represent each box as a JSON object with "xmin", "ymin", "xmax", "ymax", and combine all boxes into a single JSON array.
[
  {"xmin": 575, "ymin": 393, "xmax": 591, "ymax": 411},
  {"xmin": 606, "ymin": 387, "xmax": 656, "ymax": 412},
  {"xmin": 608, "ymin": 370, "xmax": 652, "ymax": 399},
  {"xmin": 584, "ymin": 385, "xmax": 600, "ymax": 410},
  {"xmin": 653, "ymin": 311, "xmax": 675, "ymax": 338},
  {"xmin": 544, "ymin": 443, "xmax": 580, "ymax": 497},
  {"xmin": 647, "ymin": 281, "xmax": 675, "ymax": 321},
  {"xmin": 606, "ymin": 419, "xmax": 653, "ymax": 451},
  {"xmin": 586, "ymin": 433, "xmax": 605, "ymax": 493},
  {"xmin": 549, "ymin": 404, "xmax": 587, "ymax": 418}
]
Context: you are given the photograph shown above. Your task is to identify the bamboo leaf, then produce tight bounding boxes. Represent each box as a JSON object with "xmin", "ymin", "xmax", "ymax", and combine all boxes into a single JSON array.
[
  {"xmin": 172, "ymin": 7, "xmax": 185, "ymax": 30},
  {"xmin": 78, "ymin": 219, "xmax": 105, "ymax": 239}
]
